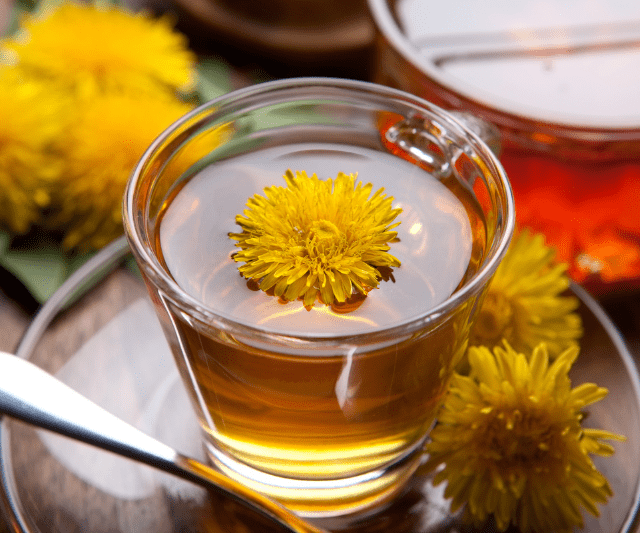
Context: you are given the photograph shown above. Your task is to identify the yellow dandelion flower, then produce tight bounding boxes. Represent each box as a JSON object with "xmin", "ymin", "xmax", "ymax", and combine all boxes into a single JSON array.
[
  {"xmin": 0, "ymin": 67, "xmax": 66, "ymax": 233},
  {"xmin": 3, "ymin": 1, "xmax": 196, "ymax": 95},
  {"xmin": 230, "ymin": 170, "xmax": 402, "ymax": 309},
  {"xmin": 424, "ymin": 341, "xmax": 624, "ymax": 533},
  {"xmin": 470, "ymin": 228, "xmax": 582, "ymax": 357},
  {"xmin": 50, "ymin": 88, "xmax": 196, "ymax": 250}
]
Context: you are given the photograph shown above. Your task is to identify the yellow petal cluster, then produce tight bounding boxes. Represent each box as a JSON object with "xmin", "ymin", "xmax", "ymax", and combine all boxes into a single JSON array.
[
  {"xmin": 49, "ymin": 90, "xmax": 195, "ymax": 250},
  {"xmin": 0, "ymin": 68, "xmax": 65, "ymax": 233},
  {"xmin": 470, "ymin": 228, "xmax": 583, "ymax": 357},
  {"xmin": 230, "ymin": 170, "xmax": 402, "ymax": 309},
  {"xmin": 0, "ymin": 1, "xmax": 200, "ymax": 247},
  {"xmin": 3, "ymin": 1, "xmax": 196, "ymax": 95},
  {"xmin": 424, "ymin": 342, "xmax": 624, "ymax": 533}
]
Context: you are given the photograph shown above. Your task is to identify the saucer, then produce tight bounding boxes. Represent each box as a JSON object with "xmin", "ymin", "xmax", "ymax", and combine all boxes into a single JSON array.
[{"xmin": 1, "ymin": 237, "xmax": 639, "ymax": 532}]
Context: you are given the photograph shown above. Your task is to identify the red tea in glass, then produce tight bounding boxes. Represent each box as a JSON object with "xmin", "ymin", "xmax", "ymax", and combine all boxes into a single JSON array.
[{"xmin": 369, "ymin": 0, "xmax": 640, "ymax": 295}]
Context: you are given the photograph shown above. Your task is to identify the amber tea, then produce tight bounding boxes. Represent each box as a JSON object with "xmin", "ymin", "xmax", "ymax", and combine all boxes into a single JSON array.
[
  {"xmin": 124, "ymin": 79, "xmax": 514, "ymax": 517},
  {"xmin": 154, "ymin": 144, "xmax": 482, "ymax": 511}
]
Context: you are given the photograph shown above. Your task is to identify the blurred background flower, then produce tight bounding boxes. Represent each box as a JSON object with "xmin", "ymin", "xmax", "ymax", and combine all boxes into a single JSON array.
[
  {"xmin": 0, "ymin": 67, "xmax": 65, "ymax": 234},
  {"xmin": 0, "ymin": 0, "xmax": 232, "ymax": 302},
  {"xmin": 48, "ymin": 87, "xmax": 195, "ymax": 250},
  {"xmin": 2, "ymin": 0, "xmax": 196, "ymax": 95},
  {"xmin": 470, "ymin": 228, "xmax": 583, "ymax": 358}
]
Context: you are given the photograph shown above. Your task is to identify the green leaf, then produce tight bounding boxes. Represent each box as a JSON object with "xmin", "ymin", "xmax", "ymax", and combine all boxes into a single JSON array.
[
  {"xmin": 0, "ymin": 244, "xmax": 68, "ymax": 303},
  {"xmin": 0, "ymin": 230, "xmax": 10, "ymax": 254},
  {"xmin": 4, "ymin": 0, "xmax": 32, "ymax": 36},
  {"xmin": 197, "ymin": 57, "xmax": 233, "ymax": 102},
  {"xmin": 0, "ymin": 230, "xmax": 95, "ymax": 304}
]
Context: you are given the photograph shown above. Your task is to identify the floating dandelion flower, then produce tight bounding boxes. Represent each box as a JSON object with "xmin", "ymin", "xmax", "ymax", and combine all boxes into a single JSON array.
[
  {"xmin": 0, "ymin": 67, "xmax": 65, "ymax": 233},
  {"xmin": 2, "ymin": 1, "xmax": 196, "ymax": 95},
  {"xmin": 50, "ymin": 88, "xmax": 196, "ymax": 250},
  {"xmin": 470, "ymin": 228, "xmax": 582, "ymax": 357},
  {"xmin": 424, "ymin": 341, "xmax": 624, "ymax": 533},
  {"xmin": 230, "ymin": 170, "xmax": 402, "ymax": 309}
]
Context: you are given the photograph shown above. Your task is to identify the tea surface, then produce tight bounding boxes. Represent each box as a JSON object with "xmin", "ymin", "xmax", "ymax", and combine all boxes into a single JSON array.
[{"xmin": 159, "ymin": 143, "xmax": 474, "ymax": 336}]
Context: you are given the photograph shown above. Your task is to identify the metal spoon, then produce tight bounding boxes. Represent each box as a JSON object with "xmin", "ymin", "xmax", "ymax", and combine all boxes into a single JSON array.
[{"xmin": 0, "ymin": 350, "xmax": 326, "ymax": 533}]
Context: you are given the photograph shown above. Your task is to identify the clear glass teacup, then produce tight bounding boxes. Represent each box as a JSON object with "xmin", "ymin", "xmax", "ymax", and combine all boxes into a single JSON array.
[{"xmin": 123, "ymin": 78, "xmax": 514, "ymax": 516}]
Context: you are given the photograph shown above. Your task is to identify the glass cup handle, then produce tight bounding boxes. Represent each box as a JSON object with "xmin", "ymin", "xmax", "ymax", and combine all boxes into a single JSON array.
[
  {"xmin": 383, "ymin": 110, "xmax": 502, "ymax": 179},
  {"xmin": 449, "ymin": 111, "xmax": 502, "ymax": 157}
]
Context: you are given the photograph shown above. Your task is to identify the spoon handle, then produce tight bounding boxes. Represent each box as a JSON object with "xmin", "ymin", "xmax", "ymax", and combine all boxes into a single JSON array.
[{"xmin": 0, "ymin": 351, "xmax": 325, "ymax": 533}]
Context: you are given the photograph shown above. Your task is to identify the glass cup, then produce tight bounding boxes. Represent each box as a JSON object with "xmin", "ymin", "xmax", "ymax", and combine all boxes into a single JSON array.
[{"xmin": 123, "ymin": 78, "xmax": 515, "ymax": 516}]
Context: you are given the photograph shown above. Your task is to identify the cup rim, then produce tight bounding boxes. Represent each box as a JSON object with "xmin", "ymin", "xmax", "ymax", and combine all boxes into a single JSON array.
[{"xmin": 124, "ymin": 77, "xmax": 515, "ymax": 344}]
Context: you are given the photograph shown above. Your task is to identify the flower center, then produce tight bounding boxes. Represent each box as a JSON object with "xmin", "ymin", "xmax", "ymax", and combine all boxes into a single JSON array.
[
  {"xmin": 483, "ymin": 407, "xmax": 571, "ymax": 482},
  {"xmin": 308, "ymin": 219, "xmax": 342, "ymax": 243},
  {"xmin": 472, "ymin": 291, "xmax": 514, "ymax": 345}
]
